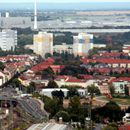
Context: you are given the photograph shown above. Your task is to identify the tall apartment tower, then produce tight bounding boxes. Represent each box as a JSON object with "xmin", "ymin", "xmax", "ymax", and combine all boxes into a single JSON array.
[
  {"xmin": 73, "ymin": 33, "xmax": 93, "ymax": 57},
  {"xmin": 0, "ymin": 29, "xmax": 17, "ymax": 51},
  {"xmin": 33, "ymin": 32, "xmax": 53, "ymax": 57},
  {"xmin": 34, "ymin": 0, "xmax": 38, "ymax": 30}
]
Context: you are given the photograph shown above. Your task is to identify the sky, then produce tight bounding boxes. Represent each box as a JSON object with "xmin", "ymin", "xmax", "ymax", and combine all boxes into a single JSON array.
[{"xmin": 0, "ymin": 0, "xmax": 130, "ymax": 3}]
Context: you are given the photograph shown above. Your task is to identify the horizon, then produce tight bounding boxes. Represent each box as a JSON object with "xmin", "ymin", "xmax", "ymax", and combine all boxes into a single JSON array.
[{"xmin": 0, "ymin": 2, "xmax": 130, "ymax": 10}]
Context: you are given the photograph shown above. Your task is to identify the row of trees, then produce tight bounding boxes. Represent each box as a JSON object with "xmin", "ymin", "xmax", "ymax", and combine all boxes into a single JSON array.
[{"xmin": 41, "ymin": 94, "xmax": 124, "ymax": 127}]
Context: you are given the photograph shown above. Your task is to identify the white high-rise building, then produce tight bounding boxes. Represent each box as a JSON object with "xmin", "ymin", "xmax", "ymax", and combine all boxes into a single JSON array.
[
  {"xmin": 34, "ymin": 0, "xmax": 38, "ymax": 30},
  {"xmin": 5, "ymin": 12, "xmax": 9, "ymax": 18},
  {"xmin": 0, "ymin": 29, "xmax": 17, "ymax": 51},
  {"xmin": 73, "ymin": 33, "xmax": 93, "ymax": 57},
  {"xmin": 33, "ymin": 32, "xmax": 53, "ymax": 57}
]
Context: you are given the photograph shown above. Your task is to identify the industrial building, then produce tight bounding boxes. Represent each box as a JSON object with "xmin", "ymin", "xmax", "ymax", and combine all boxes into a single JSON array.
[
  {"xmin": 0, "ymin": 14, "xmax": 31, "ymax": 28},
  {"xmin": 73, "ymin": 33, "xmax": 93, "ymax": 56},
  {"xmin": 0, "ymin": 29, "xmax": 17, "ymax": 51},
  {"xmin": 27, "ymin": 123, "xmax": 68, "ymax": 130},
  {"xmin": 33, "ymin": 32, "xmax": 53, "ymax": 57}
]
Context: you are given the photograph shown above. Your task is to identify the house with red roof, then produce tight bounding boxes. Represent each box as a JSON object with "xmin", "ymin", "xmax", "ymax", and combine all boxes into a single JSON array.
[
  {"xmin": 82, "ymin": 58, "xmax": 130, "ymax": 68},
  {"xmin": 123, "ymin": 46, "xmax": 130, "ymax": 54},
  {"xmin": 97, "ymin": 81, "xmax": 110, "ymax": 94},
  {"xmin": 55, "ymin": 75, "xmax": 96, "ymax": 88},
  {"xmin": 110, "ymin": 77, "xmax": 130, "ymax": 94}
]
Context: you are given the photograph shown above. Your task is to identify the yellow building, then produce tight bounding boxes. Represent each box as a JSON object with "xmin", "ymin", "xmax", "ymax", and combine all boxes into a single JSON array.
[
  {"xmin": 33, "ymin": 32, "xmax": 53, "ymax": 57},
  {"xmin": 73, "ymin": 33, "xmax": 93, "ymax": 57}
]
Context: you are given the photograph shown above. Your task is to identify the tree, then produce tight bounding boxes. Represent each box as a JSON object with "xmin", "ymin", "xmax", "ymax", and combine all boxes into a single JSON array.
[
  {"xmin": 45, "ymin": 53, "xmax": 52, "ymax": 59},
  {"xmin": 109, "ymin": 85, "xmax": 115, "ymax": 96},
  {"xmin": 68, "ymin": 96, "xmax": 81, "ymax": 122},
  {"xmin": 43, "ymin": 96, "xmax": 62, "ymax": 117},
  {"xmin": 67, "ymin": 88, "xmax": 79, "ymax": 98},
  {"xmin": 0, "ymin": 62, "xmax": 5, "ymax": 71},
  {"xmin": 42, "ymin": 67, "xmax": 54, "ymax": 78},
  {"xmin": 69, "ymin": 96, "xmax": 80, "ymax": 115},
  {"xmin": 55, "ymin": 111, "xmax": 70, "ymax": 122},
  {"xmin": 47, "ymin": 80, "xmax": 59, "ymax": 88},
  {"xmin": 124, "ymin": 85, "xmax": 129, "ymax": 96},
  {"xmin": 102, "ymin": 101, "xmax": 123, "ymax": 122},
  {"xmin": 27, "ymin": 82, "xmax": 36, "ymax": 94},
  {"xmin": 52, "ymin": 90, "xmax": 64, "ymax": 99},
  {"xmin": 11, "ymin": 78, "xmax": 24, "ymax": 91},
  {"xmin": 102, "ymin": 123, "xmax": 118, "ymax": 130},
  {"xmin": 52, "ymin": 90, "xmax": 64, "ymax": 105},
  {"xmin": 87, "ymin": 84, "xmax": 100, "ymax": 98}
]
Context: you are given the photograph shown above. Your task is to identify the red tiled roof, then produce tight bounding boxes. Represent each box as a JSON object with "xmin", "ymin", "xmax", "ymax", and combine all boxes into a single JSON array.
[
  {"xmin": 95, "ymin": 68, "xmax": 110, "ymax": 73},
  {"xmin": 30, "ymin": 57, "xmax": 64, "ymax": 73},
  {"xmin": 110, "ymin": 77, "xmax": 130, "ymax": 83},
  {"xmin": 50, "ymin": 65, "xmax": 65, "ymax": 69},
  {"xmin": 82, "ymin": 58, "xmax": 130, "ymax": 64},
  {"xmin": 119, "ymin": 125, "xmax": 130, "ymax": 130},
  {"xmin": 56, "ymin": 75, "xmax": 86, "ymax": 83},
  {"xmin": 19, "ymin": 76, "xmax": 28, "ymax": 80},
  {"xmin": 78, "ymin": 74, "xmax": 93, "ymax": 80},
  {"xmin": 66, "ymin": 78, "xmax": 86, "ymax": 83},
  {"xmin": 123, "ymin": 46, "xmax": 130, "ymax": 50}
]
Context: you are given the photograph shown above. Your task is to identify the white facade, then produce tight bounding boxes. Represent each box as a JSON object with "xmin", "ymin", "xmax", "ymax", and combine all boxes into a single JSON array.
[
  {"xmin": 94, "ymin": 44, "xmax": 106, "ymax": 48},
  {"xmin": 0, "ymin": 29, "xmax": 17, "ymax": 51},
  {"xmin": 73, "ymin": 33, "xmax": 93, "ymax": 56},
  {"xmin": 123, "ymin": 113, "xmax": 130, "ymax": 123},
  {"xmin": 0, "ymin": 71, "xmax": 6, "ymax": 86},
  {"xmin": 33, "ymin": 32, "xmax": 53, "ymax": 57},
  {"xmin": 40, "ymin": 88, "xmax": 88, "ymax": 98},
  {"xmin": 112, "ymin": 81, "xmax": 128, "ymax": 94},
  {"xmin": 53, "ymin": 43, "xmax": 73, "ymax": 54},
  {"xmin": 5, "ymin": 12, "xmax": 9, "ymax": 18}
]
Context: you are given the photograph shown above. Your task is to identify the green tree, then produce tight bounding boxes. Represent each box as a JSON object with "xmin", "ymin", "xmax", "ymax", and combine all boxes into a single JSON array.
[
  {"xmin": 43, "ymin": 96, "xmax": 61, "ymax": 117},
  {"xmin": 27, "ymin": 82, "xmax": 36, "ymax": 94},
  {"xmin": 68, "ymin": 96, "xmax": 82, "ymax": 122},
  {"xmin": 0, "ymin": 62, "xmax": 5, "ymax": 71},
  {"xmin": 11, "ymin": 78, "xmax": 24, "ymax": 91},
  {"xmin": 55, "ymin": 111, "xmax": 70, "ymax": 122},
  {"xmin": 87, "ymin": 84, "xmax": 100, "ymax": 97},
  {"xmin": 47, "ymin": 80, "xmax": 59, "ymax": 88},
  {"xmin": 45, "ymin": 53, "xmax": 52, "ymax": 59},
  {"xmin": 52, "ymin": 90, "xmax": 64, "ymax": 99},
  {"xmin": 124, "ymin": 85, "xmax": 129, "ymax": 96},
  {"xmin": 42, "ymin": 67, "xmax": 54, "ymax": 78},
  {"xmin": 102, "ymin": 101, "xmax": 122, "ymax": 122},
  {"xmin": 102, "ymin": 123, "xmax": 118, "ymax": 130},
  {"xmin": 109, "ymin": 85, "xmax": 115, "ymax": 96},
  {"xmin": 67, "ymin": 88, "xmax": 79, "ymax": 98},
  {"xmin": 52, "ymin": 90, "xmax": 64, "ymax": 105},
  {"xmin": 69, "ymin": 96, "xmax": 80, "ymax": 115}
]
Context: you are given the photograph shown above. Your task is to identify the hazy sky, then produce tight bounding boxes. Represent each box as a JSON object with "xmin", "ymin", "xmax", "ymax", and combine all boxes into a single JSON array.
[{"xmin": 0, "ymin": 0, "xmax": 130, "ymax": 3}]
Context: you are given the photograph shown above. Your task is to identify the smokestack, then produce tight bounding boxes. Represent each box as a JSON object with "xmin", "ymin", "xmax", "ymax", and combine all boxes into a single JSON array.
[{"xmin": 34, "ymin": 0, "xmax": 38, "ymax": 30}]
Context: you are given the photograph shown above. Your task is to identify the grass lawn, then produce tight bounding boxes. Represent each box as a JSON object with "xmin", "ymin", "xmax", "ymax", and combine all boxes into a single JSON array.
[
  {"xmin": 112, "ymin": 98, "xmax": 130, "ymax": 105},
  {"xmin": 98, "ymin": 96, "xmax": 130, "ymax": 105}
]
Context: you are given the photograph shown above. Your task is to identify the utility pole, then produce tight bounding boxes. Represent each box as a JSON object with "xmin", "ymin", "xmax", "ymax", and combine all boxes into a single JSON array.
[
  {"xmin": 8, "ymin": 100, "xmax": 13, "ymax": 130},
  {"xmin": 10, "ymin": 100, "xmax": 13, "ymax": 130},
  {"xmin": 89, "ymin": 97, "xmax": 92, "ymax": 130},
  {"xmin": 0, "ymin": 101, "xmax": 2, "ymax": 130}
]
